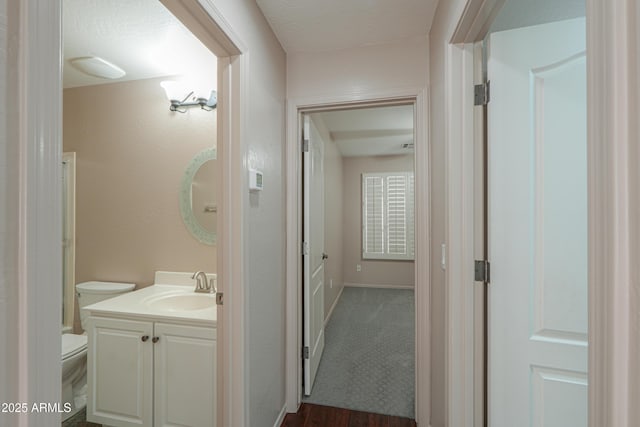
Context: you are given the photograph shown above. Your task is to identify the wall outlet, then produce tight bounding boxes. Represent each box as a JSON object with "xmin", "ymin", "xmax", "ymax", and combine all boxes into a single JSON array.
[{"xmin": 356, "ymin": 264, "xmax": 361, "ymax": 272}]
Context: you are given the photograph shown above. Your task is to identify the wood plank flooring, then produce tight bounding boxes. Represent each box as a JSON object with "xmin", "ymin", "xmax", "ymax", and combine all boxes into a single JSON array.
[
  {"xmin": 75, "ymin": 403, "xmax": 416, "ymax": 427},
  {"xmin": 281, "ymin": 403, "xmax": 417, "ymax": 427}
]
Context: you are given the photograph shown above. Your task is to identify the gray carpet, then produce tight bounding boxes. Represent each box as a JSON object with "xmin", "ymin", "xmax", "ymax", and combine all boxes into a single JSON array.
[{"xmin": 303, "ymin": 286, "xmax": 415, "ymax": 418}]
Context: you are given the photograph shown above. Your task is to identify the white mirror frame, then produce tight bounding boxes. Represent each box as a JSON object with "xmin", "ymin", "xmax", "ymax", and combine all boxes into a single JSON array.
[{"xmin": 180, "ymin": 147, "xmax": 217, "ymax": 245}]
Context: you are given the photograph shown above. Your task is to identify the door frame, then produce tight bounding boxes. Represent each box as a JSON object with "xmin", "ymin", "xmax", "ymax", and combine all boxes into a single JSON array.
[
  {"xmin": 62, "ymin": 151, "xmax": 77, "ymax": 332},
  {"xmin": 443, "ymin": 41, "xmax": 479, "ymax": 427},
  {"xmin": 445, "ymin": 0, "xmax": 640, "ymax": 425},
  {"xmin": 17, "ymin": 0, "xmax": 247, "ymax": 425},
  {"xmin": 285, "ymin": 88, "xmax": 430, "ymax": 424}
]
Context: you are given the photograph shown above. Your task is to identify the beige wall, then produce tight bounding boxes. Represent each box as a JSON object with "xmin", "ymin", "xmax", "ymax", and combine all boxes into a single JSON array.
[
  {"xmin": 63, "ymin": 77, "xmax": 217, "ymax": 302},
  {"xmin": 287, "ymin": 37, "xmax": 428, "ymax": 99},
  {"xmin": 211, "ymin": 2, "xmax": 287, "ymax": 426},
  {"xmin": 343, "ymin": 155, "xmax": 415, "ymax": 287}
]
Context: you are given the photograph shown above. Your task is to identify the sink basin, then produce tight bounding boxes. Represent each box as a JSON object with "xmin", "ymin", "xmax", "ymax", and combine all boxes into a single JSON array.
[{"xmin": 146, "ymin": 293, "xmax": 215, "ymax": 311}]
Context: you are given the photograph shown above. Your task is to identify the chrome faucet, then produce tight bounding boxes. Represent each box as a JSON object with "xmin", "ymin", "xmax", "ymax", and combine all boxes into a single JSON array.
[{"xmin": 192, "ymin": 271, "xmax": 216, "ymax": 294}]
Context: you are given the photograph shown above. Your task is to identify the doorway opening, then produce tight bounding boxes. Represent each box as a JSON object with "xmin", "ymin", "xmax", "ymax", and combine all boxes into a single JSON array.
[
  {"xmin": 55, "ymin": 0, "xmax": 246, "ymax": 426},
  {"xmin": 62, "ymin": 1, "xmax": 219, "ymax": 425},
  {"xmin": 20, "ymin": 0, "xmax": 245, "ymax": 424},
  {"xmin": 300, "ymin": 103, "xmax": 416, "ymax": 419}
]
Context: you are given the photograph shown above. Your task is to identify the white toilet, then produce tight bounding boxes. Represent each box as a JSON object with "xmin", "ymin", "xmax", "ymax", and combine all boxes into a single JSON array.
[{"xmin": 61, "ymin": 281, "xmax": 135, "ymax": 421}]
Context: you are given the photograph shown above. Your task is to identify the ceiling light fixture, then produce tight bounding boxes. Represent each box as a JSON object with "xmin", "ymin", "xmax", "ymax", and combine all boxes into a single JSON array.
[{"xmin": 69, "ymin": 56, "xmax": 126, "ymax": 80}]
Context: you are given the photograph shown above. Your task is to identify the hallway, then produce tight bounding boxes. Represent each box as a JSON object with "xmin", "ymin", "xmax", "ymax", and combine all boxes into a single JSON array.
[{"xmin": 303, "ymin": 287, "xmax": 415, "ymax": 418}]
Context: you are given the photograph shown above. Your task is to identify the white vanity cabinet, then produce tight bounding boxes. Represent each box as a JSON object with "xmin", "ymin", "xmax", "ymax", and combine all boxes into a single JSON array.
[
  {"xmin": 86, "ymin": 316, "xmax": 216, "ymax": 427},
  {"xmin": 154, "ymin": 322, "xmax": 216, "ymax": 426},
  {"xmin": 87, "ymin": 317, "xmax": 153, "ymax": 427}
]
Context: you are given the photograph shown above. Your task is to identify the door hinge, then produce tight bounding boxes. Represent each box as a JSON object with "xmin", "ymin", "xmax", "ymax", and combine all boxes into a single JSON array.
[
  {"xmin": 302, "ymin": 240, "xmax": 309, "ymax": 256},
  {"xmin": 474, "ymin": 260, "xmax": 490, "ymax": 283},
  {"xmin": 302, "ymin": 346, "xmax": 310, "ymax": 359},
  {"xmin": 216, "ymin": 292, "xmax": 224, "ymax": 305},
  {"xmin": 302, "ymin": 138, "xmax": 309, "ymax": 152},
  {"xmin": 474, "ymin": 81, "xmax": 490, "ymax": 106}
]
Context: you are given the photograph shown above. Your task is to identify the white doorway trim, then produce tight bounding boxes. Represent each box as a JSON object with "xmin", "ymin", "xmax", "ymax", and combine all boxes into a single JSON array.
[
  {"xmin": 19, "ymin": 0, "xmax": 248, "ymax": 425},
  {"xmin": 443, "ymin": 41, "xmax": 479, "ymax": 427},
  {"xmin": 16, "ymin": 3, "xmax": 64, "ymax": 424},
  {"xmin": 160, "ymin": 3, "xmax": 248, "ymax": 426},
  {"xmin": 444, "ymin": 0, "xmax": 640, "ymax": 426},
  {"xmin": 284, "ymin": 88, "xmax": 430, "ymax": 425},
  {"xmin": 585, "ymin": 0, "xmax": 640, "ymax": 425}
]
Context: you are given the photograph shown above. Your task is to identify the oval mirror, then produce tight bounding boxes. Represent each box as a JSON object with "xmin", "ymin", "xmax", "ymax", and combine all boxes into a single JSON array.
[{"xmin": 179, "ymin": 147, "xmax": 217, "ymax": 245}]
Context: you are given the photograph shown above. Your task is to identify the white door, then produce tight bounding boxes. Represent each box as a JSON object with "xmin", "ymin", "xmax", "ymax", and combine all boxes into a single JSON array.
[
  {"xmin": 488, "ymin": 18, "xmax": 587, "ymax": 427},
  {"xmin": 303, "ymin": 114, "xmax": 326, "ymax": 396}
]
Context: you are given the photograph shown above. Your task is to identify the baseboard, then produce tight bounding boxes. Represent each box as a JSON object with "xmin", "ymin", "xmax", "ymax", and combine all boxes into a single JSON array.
[
  {"xmin": 343, "ymin": 282, "xmax": 415, "ymax": 290},
  {"xmin": 273, "ymin": 404, "xmax": 287, "ymax": 427},
  {"xmin": 324, "ymin": 285, "xmax": 345, "ymax": 327}
]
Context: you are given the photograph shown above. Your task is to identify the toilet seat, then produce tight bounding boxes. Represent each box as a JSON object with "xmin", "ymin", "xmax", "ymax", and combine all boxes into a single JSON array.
[{"xmin": 62, "ymin": 334, "xmax": 87, "ymax": 360}]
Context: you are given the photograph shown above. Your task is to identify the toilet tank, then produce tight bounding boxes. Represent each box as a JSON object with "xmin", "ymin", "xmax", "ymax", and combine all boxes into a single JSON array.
[{"xmin": 76, "ymin": 281, "xmax": 136, "ymax": 331}]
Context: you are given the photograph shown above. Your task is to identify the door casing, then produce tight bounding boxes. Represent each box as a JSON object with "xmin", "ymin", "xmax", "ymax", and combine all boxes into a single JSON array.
[{"xmin": 444, "ymin": 1, "xmax": 639, "ymax": 426}]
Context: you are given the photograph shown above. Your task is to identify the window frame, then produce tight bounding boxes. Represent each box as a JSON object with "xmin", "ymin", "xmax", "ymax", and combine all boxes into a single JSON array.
[{"xmin": 362, "ymin": 171, "xmax": 415, "ymax": 261}]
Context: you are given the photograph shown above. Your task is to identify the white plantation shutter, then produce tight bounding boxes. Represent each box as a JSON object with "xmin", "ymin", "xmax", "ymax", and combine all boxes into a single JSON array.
[
  {"xmin": 362, "ymin": 172, "xmax": 414, "ymax": 260},
  {"xmin": 363, "ymin": 175, "xmax": 384, "ymax": 255},
  {"xmin": 406, "ymin": 174, "xmax": 415, "ymax": 258},
  {"xmin": 387, "ymin": 175, "xmax": 407, "ymax": 255}
]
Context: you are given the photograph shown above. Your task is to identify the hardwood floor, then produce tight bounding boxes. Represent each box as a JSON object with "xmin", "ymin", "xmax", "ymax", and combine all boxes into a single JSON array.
[
  {"xmin": 281, "ymin": 403, "xmax": 417, "ymax": 427},
  {"xmin": 61, "ymin": 407, "xmax": 101, "ymax": 427},
  {"xmin": 75, "ymin": 403, "xmax": 417, "ymax": 427}
]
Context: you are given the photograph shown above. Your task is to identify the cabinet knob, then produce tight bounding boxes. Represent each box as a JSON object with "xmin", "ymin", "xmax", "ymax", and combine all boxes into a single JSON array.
[
  {"xmin": 152, "ymin": 336, "xmax": 160, "ymax": 343},
  {"xmin": 141, "ymin": 335, "xmax": 149, "ymax": 342}
]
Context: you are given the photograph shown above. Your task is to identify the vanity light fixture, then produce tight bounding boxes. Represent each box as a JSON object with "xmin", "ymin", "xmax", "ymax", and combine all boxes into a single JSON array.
[{"xmin": 160, "ymin": 80, "xmax": 217, "ymax": 113}]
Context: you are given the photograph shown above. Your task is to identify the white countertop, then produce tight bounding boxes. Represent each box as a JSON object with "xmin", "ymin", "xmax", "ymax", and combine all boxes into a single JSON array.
[{"xmin": 83, "ymin": 284, "xmax": 216, "ymax": 327}]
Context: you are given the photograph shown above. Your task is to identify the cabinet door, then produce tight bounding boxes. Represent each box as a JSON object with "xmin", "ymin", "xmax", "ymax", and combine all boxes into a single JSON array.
[
  {"xmin": 87, "ymin": 317, "xmax": 153, "ymax": 427},
  {"xmin": 154, "ymin": 323, "xmax": 216, "ymax": 427}
]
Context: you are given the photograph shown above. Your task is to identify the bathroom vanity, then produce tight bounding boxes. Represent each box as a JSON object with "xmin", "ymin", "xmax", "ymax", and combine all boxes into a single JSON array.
[{"xmin": 82, "ymin": 273, "xmax": 217, "ymax": 427}]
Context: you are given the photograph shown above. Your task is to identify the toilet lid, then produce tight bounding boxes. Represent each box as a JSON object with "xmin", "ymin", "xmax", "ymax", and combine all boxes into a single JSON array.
[
  {"xmin": 76, "ymin": 281, "xmax": 136, "ymax": 295},
  {"xmin": 61, "ymin": 334, "xmax": 87, "ymax": 359}
]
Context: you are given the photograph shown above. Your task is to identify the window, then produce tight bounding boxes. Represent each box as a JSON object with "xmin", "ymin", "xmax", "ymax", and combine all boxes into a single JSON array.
[{"xmin": 362, "ymin": 172, "xmax": 414, "ymax": 260}]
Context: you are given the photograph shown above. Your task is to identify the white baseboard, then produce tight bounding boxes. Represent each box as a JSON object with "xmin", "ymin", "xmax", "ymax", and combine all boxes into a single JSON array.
[
  {"xmin": 324, "ymin": 285, "xmax": 344, "ymax": 327},
  {"xmin": 273, "ymin": 404, "xmax": 287, "ymax": 427},
  {"xmin": 343, "ymin": 282, "xmax": 415, "ymax": 290}
]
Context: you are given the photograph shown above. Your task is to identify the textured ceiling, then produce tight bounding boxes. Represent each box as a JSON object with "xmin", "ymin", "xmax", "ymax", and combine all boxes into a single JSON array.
[
  {"xmin": 313, "ymin": 105, "xmax": 414, "ymax": 157},
  {"xmin": 255, "ymin": 0, "xmax": 439, "ymax": 53},
  {"xmin": 63, "ymin": 0, "xmax": 217, "ymax": 88}
]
